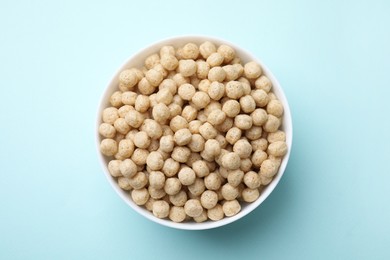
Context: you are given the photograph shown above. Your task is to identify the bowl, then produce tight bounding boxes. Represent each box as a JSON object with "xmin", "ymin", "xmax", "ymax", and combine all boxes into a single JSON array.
[{"xmin": 96, "ymin": 35, "xmax": 293, "ymax": 230}]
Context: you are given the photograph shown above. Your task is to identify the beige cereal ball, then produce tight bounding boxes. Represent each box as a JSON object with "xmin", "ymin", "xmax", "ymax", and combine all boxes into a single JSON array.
[
  {"xmin": 186, "ymin": 152, "xmax": 202, "ymax": 167},
  {"xmin": 160, "ymin": 54, "xmax": 179, "ymax": 71},
  {"xmin": 121, "ymin": 91, "xmax": 137, "ymax": 106},
  {"xmin": 198, "ymin": 79, "xmax": 211, "ymax": 92},
  {"xmin": 208, "ymin": 81, "xmax": 225, "ymax": 100},
  {"xmin": 173, "ymin": 94, "xmax": 184, "ymax": 106},
  {"xmin": 225, "ymin": 127, "xmax": 242, "ymax": 145},
  {"xmin": 149, "ymin": 171, "xmax": 165, "ymax": 189},
  {"xmin": 251, "ymin": 108, "xmax": 268, "ymax": 126},
  {"xmin": 131, "ymin": 148, "xmax": 149, "ymax": 166},
  {"xmin": 255, "ymin": 75, "xmax": 272, "ymax": 92},
  {"xmin": 120, "ymin": 159, "xmax": 138, "ymax": 178},
  {"xmin": 113, "ymin": 118, "xmax": 130, "ymax": 135},
  {"xmin": 146, "ymin": 151, "xmax": 164, "ymax": 171},
  {"xmin": 223, "ymin": 65, "xmax": 241, "ymax": 81},
  {"xmin": 145, "ymin": 68, "xmax": 163, "ymax": 87},
  {"xmin": 125, "ymin": 110, "xmax": 144, "ymax": 128},
  {"xmin": 152, "ymin": 103, "xmax": 170, "ymax": 123},
  {"xmin": 169, "ymin": 206, "xmax": 186, "ymax": 223},
  {"xmin": 225, "ymin": 81, "xmax": 244, "ymax": 99},
  {"xmin": 168, "ymin": 103, "xmax": 182, "ymax": 119},
  {"xmin": 174, "ymin": 128, "xmax": 192, "ymax": 146},
  {"xmin": 244, "ymin": 61, "xmax": 262, "ymax": 79},
  {"xmin": 148, "ymin": 186, "xmax": 166, "ymax": 199},
  {"xmin": 156, "ymin": 88, "xmax": 173, "ymax": 105},
  {"xmin": 133, "ymin": 131, "xmax": 150, "ymax": 149},
  {"xmin": 145, "ymin": 197, "xmax": 156, "ymax": 212},
  {"xmin": 242, "ymin": 188, "xmax": 260, "ymax": 203},
  {"xmin": 243, "ymin": 171, "xmax": 261, "ymax": 189},
  {"xmin": 118, "ymin": 105, "xmax": 133, "ymax": 118},
  {"xmin": 200, "ymin": 190, "xmax": 218, "ymax": 209},
  {"xmin": 245, "ymin": 126, "xmax": 263, "ymax": 141},
  {"xmin": 178, "ymin": 59, "xmax": 197, "ymax": 77},
  {"xmin": 223, "ymin": 199, "xmax": 241, "ymax": 217},
  {"xmin": 240, "ymin": 158, "xmax": 253, "ymax": 172},
  {"xmin": 215, "ymin": 134, "xmax": 228, "ymax": 149},
  {"xmin": 217, "ymin": 44, "xmax": 235, "ymax": 63},
  {"xmin": 207, "ymin": 204, "xmax": 224, "ymax": 221},
  {"xmin": 263, "ymin": 115, "xmax": 281, "ymax": 133},
  {"xmin": 193, "ymin": 211, "xmax": 208, "ymax": 223},
  {"xmin": 178, "ymin": 83, "xmax": 196, "ymax": 101},
  {"xmin": 267, "ymin": 141, "xmax": 288, "ymax": 157},
  {"xmin": 99, "ymin": 123, "xmax": 116, "ymax": 138},
  {"xmin": 134, "ymin": 95, "xmax": 150, "ymax": 113},
  {"xmin": 129, "ymin": 171, "xmax": 148, "ymax": 189},
  {"xmin": 131, "ymin": 188, "xmax": 149, "ymax": 205},
  {"xmin": 215, "ymin": 117, "xmax": 234, "ymax": 133},
  {"xmin": 199, "ymin": 122, "xmax": 218, "ymax": 140},
  {"xmin": 251, "ymin": 89, "xmax": 269, "ymax": 107},
  {"xmin": 137, "ymin": 77, "xmax": 155, "ymax": 95},
  {"xmin": 164, "ymin": 177, "xmax": 182, "ymax": 195},
  {"xmin": 227, "ymin": 169, "xmax": 244, "ymax": 187},
  {"xmin": 204, "ymin": 101, "xmax": 222, "ymax": 116},
  {"xmin": 204, "ymin": 172, "xmax": 222, "ymax": 191},
  {"xmin": 222, "ymin": 100, "xmax": 240, "ymax": 118},
  {"xmin": 141, "ymin": 119, "xmax": 163, "ymax": 139},
  {"xmin": 116, "ymin": 139, "xmax": 135, "ymax": 159},
  {"xmin": 181, "ymin": 106, "xmax": 198, "ymax": 122},
  {"xmin": 251, "ymin": 150, "xmax": 268, "ymax": 168},
  {"xmin": 159, "ymin": 79, "xmax": 177, "ymax": 95},
  {"xmin": 188, "ymin": 134, "xmax": 205, "ymax": 152},
  {"xmin": 118, "ymin": 177, "xmax": 132, "ymax": 190},
  {"xmin": 184, "ymin": 199, "xmax": 203, "ymax": 217},
  {"xmin": 221, "ymin": 183, "xmax": 239, "ymax": 200},
  {"xmin": 170, "ymin": 116, "xmax": 189, "ymax": 132},
  {"xmin": 125, "ymin": 129, "xmax": 138, "ymax": 142},
  {"xmin": 207, "ymin": 109, "xmax": 226, "ymax": 126},
  {"xmin": 152, "ymin": 200, "xmax": 170, "ymax": 219},
  {"xmin": 159, "ymin": 135, "xmax": 174, "ymax": 153},
  {"xmin": 100, "ymin": 139, "xmax": 118, "ymax": 156},
  {"xmin": 234, "ymin": 115, "xmax": 253, "ymax": 130},
  {"xmin": 208, "ymin": 66, "xmax": 226, "ymax": 82},
  {"xmin": 233, "ymin": 139, "xmax": 252, "ymax": 159},
  {"xmin": 204, "ymin": 139, "xmax": 221, "ymax": 157},
  {"xmin": 102, "ymin": 107, "xmax": 119, "ymax": 124},
  {"xmin": 206, "ymin": 52, "xmax": 224, "ymax": 67},
  {"xmin": 199, "ymin": 41, "xmax": 217, "ymax": 59},
  {"xmin": 119, "ymin": 69, "xmax": 138, "ymax": 89},
  {"xmin": 145, "ymin": 54, "xmax": 160, "ymax": 69},
  {"xmin": 160, "ymin": 45, "xmax": 175, "ymax": 56},
  {"xmin": 107, "ymin": 160, "xmax": 122, "ymax": 177},
  {"xmin": 169, "ymin": 190, "xmax": 187, "ymax": 206},
  {"xmin": 182, "ymin": 43, "xmax": 199, "ymax": 59},
  {"xmin": 162, "ymin": 158, "xmax": 180, "ymax": 177},
  {"xmin": 130, "ymin": 68, "xmax": 144, "ymax": 81},
  {"xmin": 196, "ymin": 60, "xmax": 210, "ymax": 79},
  {"xmin": 267, "ymin": 99, "xmax": 284, "ymax": 117},
  {"xmin": 192, "ymin": 160, "xmax": 210, "ymax": 178},
  {"xmin": 172, "ymin": 73, "xmax": 190, "ymax": 87},
  {"xmin": 221, "ymin": 152, "xmax": 241, "ymax": 170},
  {"xmin": 178, "ymin": 167, "xmax": 196, "ymax": 186},
  {"xmin": 110, "ymin": 91, "xmax": 123, "ymax": 108},
  {"xmin": 191, "ymin": 91, "xmax": 210, "ymax": 110},
  {"xmin": 240, "ymin": 95, "xmax": 256, "ymax": 113},
  {"xmin": 260, "ymin": 159, "xmax": 278, "ymax": 178},
  {"xmin": 171, "ymin": 146, "xmax": 191, "ymax": 163},
  {"xmin": 162, "ymin": 125, "xmax": 174, "ymax": 136},
  {"xmin": 188, "ymin": 178, "xmax": 206, "ymax": 196},
  {"xmin": 197, "ymin": 110, "xmax": 207, "ymax": 123}
]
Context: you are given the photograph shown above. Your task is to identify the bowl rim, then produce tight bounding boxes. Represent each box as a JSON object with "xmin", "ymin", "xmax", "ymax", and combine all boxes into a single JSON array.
[{"xmin": 96, "ymin": 35, "xmax": 293, "ymax": 230}]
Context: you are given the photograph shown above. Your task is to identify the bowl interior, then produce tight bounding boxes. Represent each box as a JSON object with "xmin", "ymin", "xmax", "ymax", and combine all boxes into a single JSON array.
[{"xmin": 96, "ymin": 35, "xmax": 293, "ymax": 230}]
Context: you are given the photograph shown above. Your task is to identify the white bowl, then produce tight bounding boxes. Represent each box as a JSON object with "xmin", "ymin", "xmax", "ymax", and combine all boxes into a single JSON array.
[{"xmin": 96, "ymin": 35, "xmax": 293, "ymax": 230}]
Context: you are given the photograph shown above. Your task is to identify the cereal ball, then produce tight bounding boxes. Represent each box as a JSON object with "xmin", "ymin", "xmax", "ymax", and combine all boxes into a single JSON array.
[
  {"xmin": 208, "ymin": 66, "xmax": 226, "ymax": 82},
  {"xmin": 204, "ymin": 101, "xmax": 222, "ymax": 116},
  {"xmin": 99, "ymin": 123, "xmax": 116, "ymax": 138},
  {"xmin": 110, "ymin": 91, "xmax": 123, "ymax": 108},
  {"xmin": 132, "ymin": 131, "xmax": 150, "ymax": 149},
  {"xmin": 159, "ymin": 135, "xmax": 174, "ymax": 153},
  {"xmin": 148, "ymin": 186, "xmax": 166, "ymax": 199},
  {"xmin": 223, "ymin": 65, "xmax": 239, "ymax": 81},
  {"xmin": 223, "ymin": 200, "xmax": 241, "ymax": 217},
  {"xmin": 145, "ymin": 68, "xmax": 163, "ymax": 87},
  {"xmin": 168, "ymin": 103, "xmax": 182, "ymax": 119},
  {"xmin": 204, "ymin": 139, "xmax": 221, "ymax": 157},
  {"xmin": 160, "ymin": 45, "xmax": 175, "ymax": 56},
  {"xmin": 251, "ymin": 150, "xmax": 267, "ymax": 168},
  {"xmin": 141, "ymin": 119, "xmax": 163, "ymax": 139},
  {"xmin": 107, "ymin": 160, "xmax": 122, "ymax": 177},
  {"xmin": 162, "ymin": 125, "xmax": 174, "ymax": 136},
  {"xmin": 198, "ymin": 79, "xmax": 211, "ymax": 92},
  {"xmin": 182, "ymin": 43, "xmax": 199, "ymax": 59},
  {"xmin": 197, "ymin": 110, "xmax": 207, "ymax": 123},
  {"xmin": 234, "ymin": 115, "xmax": 253, "ymax": 130},
  {"xmin": 260, "ymin": 159, "xmax": 278, "ymax": 178},
  {"xmin": 217, "ymin": 44, "xmax": 235, "ymax": 63},
  {"xmin": 251, "ymin": 138, "xmax": 268, "ymax": 151},
  {"xmin": 188, "ymin": 134, "xmax": 205, "ymax": 152},
  {"xmin": 121, "ymin": 91, "xmax": 137, "ymax": 106},
  {"xmin": 215, "ymin": 118, "xmax": 233, "ymax": 133},
  {"xmin": 178, "ymin": 59, "xmax": 197, "ymax": 77},
  {"xmin": 125, "ymin": 110, "xmax": 144, "ymax": 128},
  {"xmin": 267, "ymin": 141, "xmax": 288, "ymax": 157},
  {"xmin": 174, "ymin": 128, "xmax": 192, "ymax": 146},
  {"xmin": 192, "ymin": 160, "xmax": 210, "ymax": 178},
  {"xmin": 152, "ymin": 103, "xmax": 170, "ymax": 123},
  {"xmin": 148, "ymin": 171, "xmax": 165, "ymax": 189},
  {"xmin": 184, "ymin": 199, "xmax": 203, "ymax": 217},
  {"xmin": 193, "ymin": 211, "xmax": 208, "ymax": 223},
  {"xmin": 131, "ymin": 148, "xmax": 149, "ymax": 165},
  {"xmin": 244, "ymin": 61, "xmax": 262, "ymax": 79},
  {"xmin": 118, "ymin": 105, "xmax": 133, "ymax": 118},
  {"xmin": 181, "ymin": 106, "xmax": 197, "ymax": 122},
  {"xmin": 100, "ymin": 139, "xmax": 118, "ymax": 156},
  {"xmin": 222, "ymin": 100, "xmax": 240, "ymax": 117},
  {"xmin": 251, "ymin": 109, "xmax": 268, "ymax": 126},
  {"xmin": 119, "ymin": 69, "xmax": 138, "ymax": 89},
  {"xmin": 221, "ymin": 183, "xmax": 239, "ymax": 200},
  {"xmin": 145, "ymin": 197, "xmax": 156, "ymax": 211},
  {"xmin": 162, "ymin": 158, "xmax": 180, "ymax": 177},
  {"xmin": 227, "ymin": 169, "xmax": 244, "ymax": 187},
  {"xmin": 155, "ymin": 88, "xmax": 173, "ymax": 106},
  {"xmin": 169, "ymin": 116, "xmax": 188, "ymax": 133},
  {"xmin": 178, "ymin": 167, "xmax": 196, "ymax": 186},
  {"xmin": 125, "ymin": 129, "xmax": 138, "ymax": 142},
  {"xmin": 251, "ymin": 89, "xmax": 269, "ymax": 107},
  {"xmin": 137, "ymin": 77, "xmax": 155, "ymax": 95},
  {"xmin": 169, "ymin": 190, "xmax": 187, "ymax": 206},
  {"xmin": 153, "ymin": 200, "xmax": 170, "ymax": 218},
  {"xmin": 131, "ymin": 188, "xmax": 149, "ymax": 205},
  {"xmin": 129, "ymin": 171, "xmax": 148, "ymax": 189},
  {"xmin": 242, "ymin": 188, "xmax": 260, "ymax": 203},
  {"xmin": 118, "ymin": 177, "xmax": 132, "ymax": 190},
  {"xmin": 120, "ymin": 159, "xmax": 138, "ymax": 178},
  {"xmin": 267, "ymin": 130, "xmax": 286, "ymax": 143},
  {"xmin": 200, "ymin": 190, "xmax": 218, "ymax": 209},
  {"xmin": 206, "ymin": 52, "xmax": 224, "ymax": 67},
  {"xmin": 178, "ymin": 83, "xmax": 196, "ymax": 101},
  {"xmin": 160, "ymin": 54, "xmax": 179, "ymax": 71},
  {"xmin": 145, "ymin": 54, "xmax": 160, "ymax": 69},
  {"xmin": 245, "ymin": 126, "xmax": 262, "ymax": 141},
  {"xmin": 146, "ymin": 151, "xmax": 164, "ymax": 171},
  {"xmin": 255, "ymin": 75, "xmax": 272, "ymax": 92},
  {"xmin": 263, "ymin": 115, "xmax": 281, "ymax": 133},
  {"xmin": 186, "ymin": 152, "xmax": 202, "ymax": 167},
  {"xmin": 188, "ymin": 178, "xmax": 206, "ymax": 196},
  {"xmin": 102, "ymin": 107, "xmax": 119, "ymax": 124},
  {"xmin": 171, "ymin": 146, "xmax": 191, "ymax": 163},
  {"xmin": 240, "ymin": 95, "xmax": 256, "ymax": 113},
  {"xmin": 164, "ymin": 177, "xmax": 182, "ymax": 195},
  {"xmin": 196, "ymin": 60, "xmax": 210, "ymax": 79},
  {"xmin": 204, "ymin": 172, "xmax": 222, "ymax": 190},
  {"xmin": 191, "ymin": 91, "xmax": 210, "ymax": 110},
  {"xmin": 169, "ymin": 206, "xmax": 186, "ymax": 223},
  {"xmin": 208, "ymin": 81, "xmax": 225, "ymax": 100},
  {"xmin": 221, "ymin": 152, "xmax": 241, "ymax": 170},
  {"xmin": 225, "ymin": 127, "xmax": 242, "ymax": 145},
  {"xmin": 225, "ymin": 81, "xmax": 244, "ymax": 99},
  {"xmin": 172, "ymin": 94, "xmax": 184, "ymax": 107},
  {"xmin": 207, "ymin": 204, "xmax": 224, "ymax": 221},
  {"xmin": 233, "ymin": 139, "xmax": 252, "ymax": 159},
  {"xmin": 172, "ymin": 73, "xmax": 189, "ymax": 87},
  {"xmin": 240, "ymin": 158, "xmax": 252, "ymax": 172},
  {"xmin": 243, "ymin": 171, "xmax": 261, "ymax": 189},
  {"xmin": 260, "ymin": 175, "xmax": 273, "ymax": 185},
  {"xmin": 134, "ymin": 95, "xmax": 150, "ymax": 113},
  {"xmin": 199, "ymin": 122, "xmax": 218, "ymax": 140},
  {"xmin": 199, "ymin": 41, "xmax": 217, "ymax": 59},
  {"xmin": 206, "ymin": 109, "xmax": 225, "ymax": 126},
  {"xmin": 267, "ymin": 99, "xmax": 284, "ymax": 117},
  {"xmin": 113, "ymin": 118, "xmax": 129, "ymax": 135}
]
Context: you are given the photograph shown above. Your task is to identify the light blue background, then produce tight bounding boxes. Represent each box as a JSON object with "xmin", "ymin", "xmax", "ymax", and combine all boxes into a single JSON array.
[{"xmin": 1, "ymin": 0, "xmax": 389, "ymax": 259}]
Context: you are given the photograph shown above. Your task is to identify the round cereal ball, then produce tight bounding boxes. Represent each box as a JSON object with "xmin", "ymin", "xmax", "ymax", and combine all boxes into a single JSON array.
[
  {"xmin": 102, "ymin": 107, "xmax": 119, "ymax": 124},
  {"xmin": 184, "ymin": 199, "xmax": 203, "ymax": 217},
  {"xmin": 186, "ymin": 152, "xmax": 202, "ymax": 167},
  {"xmin": 250, "ymin": 109, "xmax": 267, "ymax": 127},
  {"xmin": 177, "ymin": 167, "xmax": 195, "ymax": 186},
  {"xmin": 255, "ymin": 75, "xmax": 272, "ymax": 92},
  {"xmin": 192, "ymin": 160, "xmax": 210, "ymax": 178},
  {"xmin": 225, "ymin": 81, "xmax": 244, "ymax": 99},
  {"xmin": 178, "ymin": 83, "xmax": 196, "ymax": 101},
  {"xmin": 251, "ymin": 150, "xmax": 268, "ymax": 168},
  {"xmin": 234, "ymin": 115, "xmax": 253, "ymax": 130},
  {"xmin": 200, "ymin": 190, "xmax": 218, "ymax": 209},
  {"xmin": 193, "ymin": 210, "xmax": 208, "ymax": 223},
  {"xmin": 215, "ymin": 118, "xmax": 233, "ymax": 134},
  {"xmin": 159, "ymin": 135, "xmax": 174, "ymax": 153},
  {"xmin": 168, "ymin": 103, "xmax": 182, "ymax": 119},
  {"xmin": 245, "ymin": 126, "xmax": 263, "ymax": 141},
  {"xmin": 125, "ymin": 110, "xmax": 144, "ymax": 128},
  {"xmin": 267, "ymin": 99, "xmax": 284, "ymax": 117},
  {"xmin": 138, "ymin": 77, "xmax": 155, "ymax": 95},
  {"xmin": 188, "ymin": 134, "xmax": 205, "ymax": 152},
  {"xmin": 131, "ymin": 148, "xmax": 149, "ymax": 165},
  {"xmin": 169, "ymin": 190, "xmax": 187, "ymax": 207},
  {"xmin": 217, "ymin": 44, "xmax": 235, "ymax": 63},
  {"xmin": 267, "ymin": 130, "xmax": 286, "ymax": 143},
  {"xmin": 174, "ymin": 128, "xmax": 192, "ymax": 146},
  {"xmin": 149, "ymin": 171, "xmax": 165, "ymax": 189},
  {"xmin": 178, "ymin": 59, "xmax": 197, "ymax": 77},
  {"xmin": 207, "ymin": 109, "xmax": 226, "ymax": 126},
  {"xmin": 260, "ymin": 159, "xmax": 278, "ymax": 178},
  {"xmin": 171, "ymin": 146, "xmax": 191, "ymax": 163},
  {"xmin": 225, "ymin": 127, "xmax": 242, "ymax": 145},
  {"xmin": 199, "ymin": 41, "xmax": 217, "ymax": 59},
  {"xmin": 134, "ymin": 95, "xmax": 150, "ymax": 113},
  {"xmin": 222, "ymin": 100, "xmax": 240, "ymax": 118},
  {"xmin": 207, "ymin": 204, "xmax": 224, "ymax": 221},
  {"xmin": 119, "ymin": 69, "xmax": 138, "ymax": 89},
  {"xmin": 99, "ymin": 123, "xmax": 116, "ymax": 138},
  {"xmin": 118, "ymin": 105, "xmax": 133, "ymax": 118},
  {"xmin": 251, "ymin": 89, "xmax": 269, "ymax": 107},
  {"xmin": 146, "ymin": 151, "xmax": 164, "ymax": 171},
  {"xmin": 117, "ymin": 139, "xmax": 135, "ymax": 158},
  {"xmin": 222, "ymin": 199, "xmax": 241, "ymax": 217},
  {"xmin": 188, "ymin": 120, "xmax": 202, "ymax": 134},
  {"xmin": 169, "ymin": 206, "xmax": 186, "ymax": 223},
  {"xmin": 207, "ymin": 52, "xmax": 224, "ymax": 67},
  {"xmin": 240, "ymin": 95, "xmax": 256, "ymax": 113},
  {"xmin": 152, "ymin": 200, "xmax": 170, "ymax": 218},
  {"xmin": 188, "ymin": 178, "xmax": 206, "ymax": 196},
  {"xmin": 204, "ymin": 101, "xmax": 222, "ymax": 116},
  {"xmin": 160, "ymin": 45, "xmax": 175, "ymax": 56},
  {"xmin": 172, "ymin": 73, "xmax": 189, "ymax": 87},
  {"xmin": 244, "ymin": 61, "xmax": 262, "ymax": 79},
  {"xmin": 181, "ymin": 105, "xmax": 198, "ymax": 122},
  {"xmin": 159, "ymin": 79, "xmax": 177, "ymax": 95},
  {"xmin": 196, "ymin": 60, "xmax": 210, "ymax": 80},
  {"xmin": 227, "ymin": 169, "xmax": 244, "ymax": 187},
  {"xmin": 221, "ymin": 152, "xmax": 241, "ymax": 170},
  {"xmin": 114, "ymin": 118, "xmax": 130, "ymax": 135},
  {"xmin": 191, "ymin": 91, "xmax": 210, "ymax": 109},
  {"xmin": 263, "ymin": 115, "xmax": 281, "ymax": 133},
  {"xmin": 240, "ymin": 158, "xmax": 252, "ymax": 172},
  {"xmin": 208, "ymin": 66, "xmax": 226, "ymax": 82},
  {"xmin": 267, "ymin": 141, "xmax": 288, "ymax": 157},
  {"xmin": 164, "ymin": 177, "xmax": 182, "ymax": 195},
  {"xmin": 145, "ymin": 68, "xmax": 163, "ymax": 87},
  {"xmin": 110, "ymin": 91, "xmax": 123, "ymax": 107},
  {"xmin": 182, "ymin": 43, "xmax": 199, "ymax": 59},
  {"xmin": 145, "ymin": 54, "xmax": 160, "ymax": 69},
  {"xmin": 148, "ymin": 186, "xmax": 166, "ymax": 199},
  {"xmin": 131, "ymin": 188, "xmax": 149, "ymax": 205},
  {"xmin": 133, "ymin": 131, "xmax": 151, "ymax": 149},
  {"xmin": 160, "ymin": 54, "xmax": 179, "ymax": 71},
  {"xmin": 199, "ymin": 122, "xmax": 218, "ymax": 140},
  {"xmin": 129, "ymin": 171, "xmax": 148, "ymax": 189},
  {"xmin": 243, "ymin": 171, "xmax": 261, "ymax": 189},
  {"xmin": 152, "ymin": 103, "xmax": 170, "ymax": 123},
  {"xmin": 100, "ymin": 139, "xmax": 118, "ymax": 156},
  {"xmin": 145, "ymin": 197, "xmax": 156, "ymax": 211},
  {"xmin": 120, "ymin": 159, "xmax": 137, "ymax": 178},
  {"xmin": 118, "ymin": 177, "xmax": 132, "ymax": 190},
  {"xmin": 204, "ymin": 172, "xmax": 222, "ymax": 191},
  {"xmin": 170, "ymin": 115, "xmax": 188, "ymax": 132},
  {"xmin": 198, "ymin": 79, "xmax": 211, "ymax": 93},
  {"xmin": 121, "ymin": 91, "xmax": 137, "ymax": 106},
  {"xmin": 162, "ymin": 158, "xmax": 180, "ymax": 177},
  {"xmin": 208, "ymin": 81, "xmax": 225, "ymax": 100},
  {"xmin": 221, "ymin": 183, "xmax": 239, "ymax": 200},
  {"xmin": 233, "ymin": 139, "xmax": 252, "ymax": 159},
  {"xmin": 108, "ymin": 159, "xmax": 122, "ymax": 177},
  {"xmin": 141, "ymin": 119, "xmax": 163, "ymax": 139},
  {"xmin": 242, "ymin": 188, "xmax": 260, "ymax": 203},
  {"xmin": 204, "ymin": 139, "xmax": 221, "ymax": 157}
]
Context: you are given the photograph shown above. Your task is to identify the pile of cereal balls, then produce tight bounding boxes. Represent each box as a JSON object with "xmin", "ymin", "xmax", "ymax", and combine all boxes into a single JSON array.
[{"xmin": 99, "ymin": 41, "xmax": 287, "ymax": 223}]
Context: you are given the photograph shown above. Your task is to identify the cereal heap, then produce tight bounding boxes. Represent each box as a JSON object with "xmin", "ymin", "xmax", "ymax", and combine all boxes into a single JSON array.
[{"xmin": 99, "ymin": 41, "xmax": 287, "ymax": 223}]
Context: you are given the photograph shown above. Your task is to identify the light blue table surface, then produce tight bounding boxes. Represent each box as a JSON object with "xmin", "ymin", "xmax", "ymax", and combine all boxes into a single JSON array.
[{"xmin": 1, "ymin": 0, "xmax": 389, "ymax": 259}]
